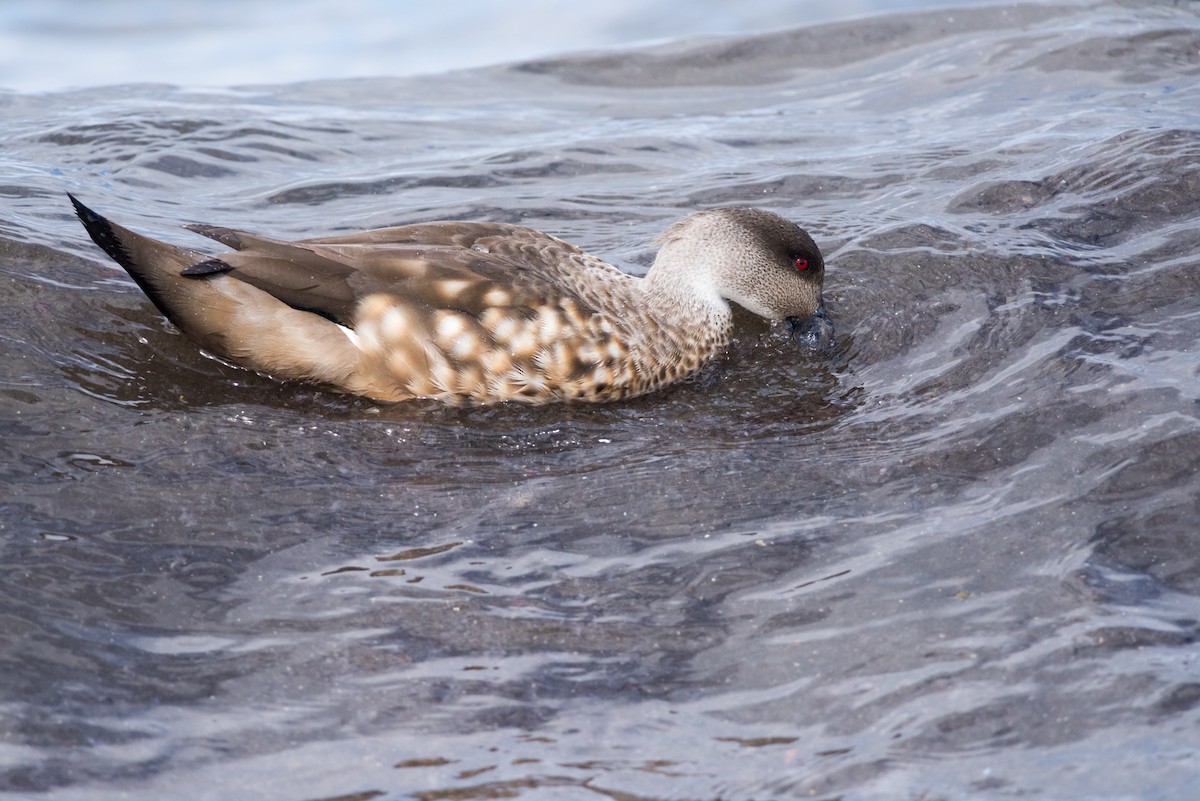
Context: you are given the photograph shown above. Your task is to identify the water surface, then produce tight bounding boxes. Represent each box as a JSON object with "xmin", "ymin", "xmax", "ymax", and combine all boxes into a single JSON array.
[{"xmin": 2, "ymin": 2, "xmax": 1200, "ymax": 799}]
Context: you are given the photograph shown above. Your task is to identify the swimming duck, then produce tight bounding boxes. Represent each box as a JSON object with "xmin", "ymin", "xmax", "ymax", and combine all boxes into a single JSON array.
[{"xmin": 69, "ymin": 194, "xmax": 831, "ymax": 404}]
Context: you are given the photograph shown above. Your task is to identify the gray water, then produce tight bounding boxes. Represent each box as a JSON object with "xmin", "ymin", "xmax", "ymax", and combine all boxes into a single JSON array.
[
  {"xmin": 0, "ymin": 0, "xmax": 1005, "ymax": 92},
  {"xmin": 3, "ymin": 2, "xmax": 1200, "ymax": 799}
]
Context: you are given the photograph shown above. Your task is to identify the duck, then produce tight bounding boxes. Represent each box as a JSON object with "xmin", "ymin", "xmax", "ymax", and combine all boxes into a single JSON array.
[{"xmin": 69, "ymin": 194, "xmax": 832, "ymax": 405}]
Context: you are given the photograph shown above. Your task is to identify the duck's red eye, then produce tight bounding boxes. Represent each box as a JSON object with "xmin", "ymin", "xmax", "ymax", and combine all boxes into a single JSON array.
[{"xmin": 794, "ymin": 258, "xmax": 810, "ymax": 271}]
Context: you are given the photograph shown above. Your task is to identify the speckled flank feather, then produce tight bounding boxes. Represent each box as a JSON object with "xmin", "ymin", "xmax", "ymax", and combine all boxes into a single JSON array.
[{"xmin": 69, "ymin": 195, "xmax": 828, "ymax": 405}]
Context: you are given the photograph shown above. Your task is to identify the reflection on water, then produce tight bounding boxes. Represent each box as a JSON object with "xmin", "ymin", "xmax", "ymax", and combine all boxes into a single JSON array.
[{"xmin": 2, "ymin": 2, "xmax": 1200, "ymax": 799}]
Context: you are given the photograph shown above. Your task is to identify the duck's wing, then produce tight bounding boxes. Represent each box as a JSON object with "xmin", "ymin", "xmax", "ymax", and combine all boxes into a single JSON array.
[{"xmin": 182, "ymin": 221, "xmax": 614, "ymax": 326}]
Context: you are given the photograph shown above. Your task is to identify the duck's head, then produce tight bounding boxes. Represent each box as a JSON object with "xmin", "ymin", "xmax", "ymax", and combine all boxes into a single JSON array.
[{"xmin": 652, "ymin": 206, "xmax": 833, "ymax": 347}]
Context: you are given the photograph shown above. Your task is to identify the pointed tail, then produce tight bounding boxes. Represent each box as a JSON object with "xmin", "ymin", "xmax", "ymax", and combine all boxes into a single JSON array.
[
  {"xmin": 68, "ymin": 194, "xmax": 372, "ymax": 396},
  {"xmin": 68, "ymin": 192, "xmax": 221, "ymax": 324},
  {"xmin": 69, "ymin": 193, "xmax": 138, "ymax": 271}
]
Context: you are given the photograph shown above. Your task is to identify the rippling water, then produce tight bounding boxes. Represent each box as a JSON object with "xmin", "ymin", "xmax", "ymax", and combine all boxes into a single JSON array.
[{"xmin": 3, "ymin": 3, "xmax": 1200, "ymax": 799}]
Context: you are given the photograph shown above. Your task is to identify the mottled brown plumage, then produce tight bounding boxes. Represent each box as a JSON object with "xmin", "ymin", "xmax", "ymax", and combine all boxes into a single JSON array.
[{"xmin": 69, "ymin": 195, "xmax": 830, "ymax": 404}]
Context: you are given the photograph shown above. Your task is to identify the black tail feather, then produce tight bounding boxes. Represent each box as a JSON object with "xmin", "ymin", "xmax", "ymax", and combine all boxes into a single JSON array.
[
  {"xmin": 180, "ymin": 258, "xmax": 233, "ymax": 277},
  {"xmin": 68, "ymin": 193, "xmax": 135, "ymax": 270},
  {"xmin": 68, "ymin": 193, "xmax": 189, "ymax": 324}
]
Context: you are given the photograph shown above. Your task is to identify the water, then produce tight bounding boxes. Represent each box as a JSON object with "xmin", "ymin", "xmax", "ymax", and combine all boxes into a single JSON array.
[
  {"xmin": 0, "ymin": 0, "xmax": 1004, "ymax": 91},
  {"xmin": 3, "ymin": 2, "xmax": 1200, "ymax": 799}
]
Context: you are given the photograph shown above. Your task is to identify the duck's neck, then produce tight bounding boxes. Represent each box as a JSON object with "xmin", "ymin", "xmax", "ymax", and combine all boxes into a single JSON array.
[
  {"xmin": 630, "ymin": 251, "xmax": 735, "ymax": 388},
  {"xmin": 642, "ymin": 248, "xmax": 733, "ymax": 332}
]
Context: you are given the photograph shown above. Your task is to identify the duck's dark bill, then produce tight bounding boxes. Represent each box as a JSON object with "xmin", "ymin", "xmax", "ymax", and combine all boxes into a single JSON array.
[{"xmin": 788, "ymin": 306, "xmax": 834, "ymax": 349}]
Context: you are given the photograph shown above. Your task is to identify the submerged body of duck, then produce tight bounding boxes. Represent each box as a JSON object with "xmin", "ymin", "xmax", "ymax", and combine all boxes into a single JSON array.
[{"xmin": 70, "ymin": 195, "xmax": 831, "ymax": 405}]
